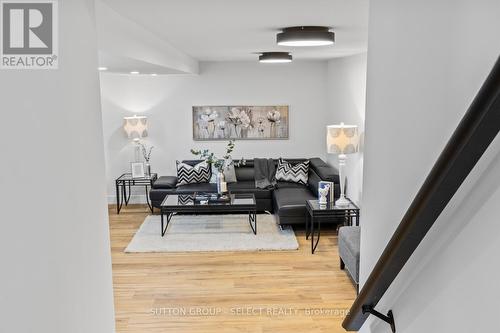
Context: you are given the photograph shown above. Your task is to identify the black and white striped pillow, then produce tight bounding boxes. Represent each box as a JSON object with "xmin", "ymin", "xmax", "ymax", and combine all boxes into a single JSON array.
[
  {"xmin": 275, "ymin": 158, "xmax": 310, "ymax": 185},
  {"xmin": 176, "ymin": 161, "xmax": 211, "ymax": 186}
]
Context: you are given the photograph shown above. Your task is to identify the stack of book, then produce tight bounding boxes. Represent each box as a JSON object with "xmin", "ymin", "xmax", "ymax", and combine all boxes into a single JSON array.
[{"xmin": 195, "ymin": 192, "xmax": 231, "ymax": 204}]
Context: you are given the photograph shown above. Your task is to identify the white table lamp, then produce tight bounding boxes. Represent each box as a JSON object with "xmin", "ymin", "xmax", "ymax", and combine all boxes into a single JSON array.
[
  {"xmin": 327, "ymin": 123, "xmax": 359, "ymax": 207},
  {"xmin": 124, "ymin": 115, "xmax": 148, "ymax": 161}
]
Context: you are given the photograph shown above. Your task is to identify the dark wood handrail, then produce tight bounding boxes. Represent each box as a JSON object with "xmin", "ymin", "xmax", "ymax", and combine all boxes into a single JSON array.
[{"xmin": 343, "ymin": 56, "xmax": 500, "ymax": 331}]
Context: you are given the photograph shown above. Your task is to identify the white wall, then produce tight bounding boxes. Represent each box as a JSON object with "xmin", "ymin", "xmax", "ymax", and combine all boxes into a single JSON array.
[
  {"xmin": 0, "ymin": 1, "xmax": 115, "ymax": 332},
  {"xmin": 326, "ymin": 54, "xmax": 367, "ymax": 204},
  {"xmin": 360, "ymin": 0, "xmax": 500, "ymax": 332},
  {"xmin": 96, "ymin": 0, "xmax": 199, "ymax": 74},
  {"xmin": 100, "ymin": 60, "xmax": 330, "ymax": 202}
]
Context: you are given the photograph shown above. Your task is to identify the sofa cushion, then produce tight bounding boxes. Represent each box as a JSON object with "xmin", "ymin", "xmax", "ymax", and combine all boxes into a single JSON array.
[
  {"xmin": 175, "ymin": 182, "xmax": 217, "ymax": 193},
  {"xmin": 235, "ymin": 166, "xmax": 255, "ymax": 181},
  {"xmin": 309, "ymin": 158, "xmax": 339, "ymax": 183},
  {"xmin": 228, "ymin": 181, "xmax": 272, "ymax": 199},
  {"xmin": 176, "ymin": 160, "xmax": 211, "ymax": 186},
  {"xmin": 275, "ymin": 181, "xmax": 305, "ymax": 189},
  {"xmin": 150, "ymin": 188, "xmax": 173, "ymax": 203},
  {"xmin": 273, "ymin": 187, "xmax": 316, "ymax": 217},
  {"xmin": 151, "ymin": 184, "xmax": 218, "ymax": 203},
  {"xmin": 152, "ymin": 176, "xmax": 178, "ymax": 189},
  {"xmin": 275, "ymin": 158, "xmax": 310, "ymax": 185}
]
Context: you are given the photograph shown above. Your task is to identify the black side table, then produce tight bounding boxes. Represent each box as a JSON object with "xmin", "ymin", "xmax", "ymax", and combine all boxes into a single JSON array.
[
  {"xmin": 115, "ymin": 173, "xmax": 157, "ymax": 214},
  {"xmin": 306, "ymin": 198, "xmax": 360, "ymax": 254}
]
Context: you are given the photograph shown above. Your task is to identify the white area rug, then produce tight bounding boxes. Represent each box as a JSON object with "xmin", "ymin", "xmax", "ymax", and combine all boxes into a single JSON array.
[{"xmin": 125, "ymin": 214, "xmax": 299, "ymax": 253}]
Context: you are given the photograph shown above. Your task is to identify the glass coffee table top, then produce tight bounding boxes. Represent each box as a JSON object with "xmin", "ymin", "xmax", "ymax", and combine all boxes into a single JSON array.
[{"xmin": 161, "ymin": 192, "xmax": 256, "ymax": 208}]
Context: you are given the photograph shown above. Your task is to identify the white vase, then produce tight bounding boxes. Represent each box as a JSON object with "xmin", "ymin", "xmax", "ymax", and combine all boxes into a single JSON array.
[
  {"xmin": 216, "ymin": 171, "xmax": 226, "ymax": 194},
  {"xmin": 209, "ymin": 164, "xmax": 217, "ymax": 183}
]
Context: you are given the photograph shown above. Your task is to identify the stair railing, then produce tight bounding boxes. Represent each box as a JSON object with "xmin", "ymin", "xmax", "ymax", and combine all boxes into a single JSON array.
[{"xmin": 342, "ymin": 56, "xmax": 500, "ymax": 332}]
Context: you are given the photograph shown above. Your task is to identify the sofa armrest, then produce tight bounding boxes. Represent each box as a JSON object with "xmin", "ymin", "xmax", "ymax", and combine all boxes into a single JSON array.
[
  {"xmin": 152, "ymin": 176, "xmax": 178, "ymax": 189},
  {"xmin": 309, "ymin": 158, "xmax": 339, "ymax": 183},
  {"xmin": 314, "ymin": 166, "xmax": 340, "ymax": 183},
  {"xmin": 307, "ymin": 158, "xmax": 340, "ymax": 199}
]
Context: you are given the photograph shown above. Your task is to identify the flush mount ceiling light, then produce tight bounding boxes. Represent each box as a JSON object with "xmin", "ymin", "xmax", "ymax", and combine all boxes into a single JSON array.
[
  {"xmin": 277, "ymin": 26, "xmax": 335, "ymax": 47},
  {"xmin": 258, "ymin": 52, "xmax": 292, "ymax": 63},
  {"xmin": 130, "ymin": 71, "xmax": 139, "ymax": 75},
  {"xmin": 98, "ymin": 67, "xmax": 108, "ymax": 71}
]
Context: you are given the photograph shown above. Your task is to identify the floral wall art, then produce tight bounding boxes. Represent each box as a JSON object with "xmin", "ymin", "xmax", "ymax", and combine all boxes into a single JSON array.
[{"xmin": 192, "ymin": 105, "xmax": 289, "ymax": 141}]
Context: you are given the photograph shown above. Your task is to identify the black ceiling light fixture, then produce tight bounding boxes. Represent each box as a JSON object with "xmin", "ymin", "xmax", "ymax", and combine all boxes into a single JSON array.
[
  {"xmin": 258, "ymin": 52, "xmax": 292, "ymax": 63},
  {"xmin": 277, "ymin": 26, "xmax": 335, "ymax": 47}
]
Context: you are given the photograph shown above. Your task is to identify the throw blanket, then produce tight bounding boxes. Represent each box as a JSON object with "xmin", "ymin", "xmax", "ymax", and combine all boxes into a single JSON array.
[{"xmin": 254, "ymin": 158, "xmax": 277, "ymax": 189}]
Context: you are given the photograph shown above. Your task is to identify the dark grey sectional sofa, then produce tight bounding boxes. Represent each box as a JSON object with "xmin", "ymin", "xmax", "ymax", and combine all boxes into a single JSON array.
[{"xmin": 149, "ymin": 158, "xmax": 339, "ymax": 225}]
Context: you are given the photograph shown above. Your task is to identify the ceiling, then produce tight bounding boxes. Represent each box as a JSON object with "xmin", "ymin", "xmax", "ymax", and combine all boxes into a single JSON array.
[
  {"xmin": 98, "ymin": 52, "xmax": 187, "ymax": 74},
  {"xmin": 100, "ymin": 0, "xmax": 369, "ymax": 62}
]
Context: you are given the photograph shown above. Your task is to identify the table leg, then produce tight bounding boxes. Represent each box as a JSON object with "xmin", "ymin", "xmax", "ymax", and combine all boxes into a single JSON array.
[
  {"xmin": 248, "ymin": 211, "xmax": 257, "ymax": 235},
  {"xmin": 312, "ymin": 216, "xmax": 321, "ymax": 254},
  {"xmin": 116, "ymin": 182, "xmax": 121, "ymax": 214},
  {"xmin": 161, "ymin": 212, "xmax": 174, "ymax": 236},
  {"xmin": 311, "ymin": 215, "xmax": 314, "ymax": 253},
  {"xmin": 161, "ymin": 211, "xmax": 164, "ymax": 236},
  {"xmin": 305, "ymin": 212, "xmax": 310, "ymax": 240},
  {"xmin": 145, "ymin": 185, "xmax": 153, "ymax": 213},
  {"xmin": 122, "ymin": 183, "xmax": 127, "ymax": 207},
  {"xmin": 123, "ymin": 181, "xmax": 131, "ymax": 205}
]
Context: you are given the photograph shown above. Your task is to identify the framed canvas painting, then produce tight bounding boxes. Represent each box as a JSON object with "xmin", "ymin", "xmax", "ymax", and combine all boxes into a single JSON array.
[{"xmin": 192, "ymin": 105, "xmax": 289, "ymax": 141}]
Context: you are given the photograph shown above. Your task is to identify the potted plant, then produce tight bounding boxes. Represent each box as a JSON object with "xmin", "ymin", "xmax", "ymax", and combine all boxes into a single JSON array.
[
  {"xmin": 139, "ymin": 143, "xmax": 154, "ymax": 176},
  {"xmin": 190, "ymin": 140, "xmax": 245, "ymax": 194}
]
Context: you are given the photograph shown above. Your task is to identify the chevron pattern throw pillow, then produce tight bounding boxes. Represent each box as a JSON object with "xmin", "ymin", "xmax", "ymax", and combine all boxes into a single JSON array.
[
  {"xmin": 176, "ymin": 161, "xmax": 211, "ymax": 186},
  {"xmin": 275, "ymin": 158, "xmax": 310, "ymax": 185}
]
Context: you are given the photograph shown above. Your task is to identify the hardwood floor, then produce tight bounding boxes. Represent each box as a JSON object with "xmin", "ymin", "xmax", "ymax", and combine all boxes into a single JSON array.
[{"xmin": 109, "ymin": 204, "xmax": 356, "ymax": 333}]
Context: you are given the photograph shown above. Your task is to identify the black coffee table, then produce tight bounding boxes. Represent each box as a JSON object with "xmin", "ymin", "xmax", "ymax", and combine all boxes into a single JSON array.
[{"xmin": 159, "ymin": 192, "xmax": 257, "ymax": 236}]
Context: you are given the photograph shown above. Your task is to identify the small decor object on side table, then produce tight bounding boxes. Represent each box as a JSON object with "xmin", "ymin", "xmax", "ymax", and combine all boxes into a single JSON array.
[
  {"xmin": 131, "ymin": 162, "xmax": 145, "ymax": 179},
  {"xmin": 191, "ymin": 140, "xmax": 245, "ymax": 194},
  {"xmin": 318, "ymin": 181, "xmax": 334, "ymax": 204},
  {"xmin": 139, "ymin": 143, "xmax": 154, "ymax": 176},
  {"xmin": 318, "ymin": 184, "xmax": 330, "ymax": 207}
]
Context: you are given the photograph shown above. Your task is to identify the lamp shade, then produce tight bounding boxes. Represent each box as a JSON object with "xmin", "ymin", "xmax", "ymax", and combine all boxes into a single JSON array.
[
  {"xmin": 327, "ymin": 123, "xmax": 359, "ymax": 154},
  {"xmin": 123, "ymin": 115, "xmax": 148, "ymax": 139}
]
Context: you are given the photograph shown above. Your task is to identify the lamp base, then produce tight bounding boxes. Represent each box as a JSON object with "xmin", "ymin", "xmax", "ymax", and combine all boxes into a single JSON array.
[{"xmin": 335, "ymin": 196, "xmax": 350, "ymax": 207}]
